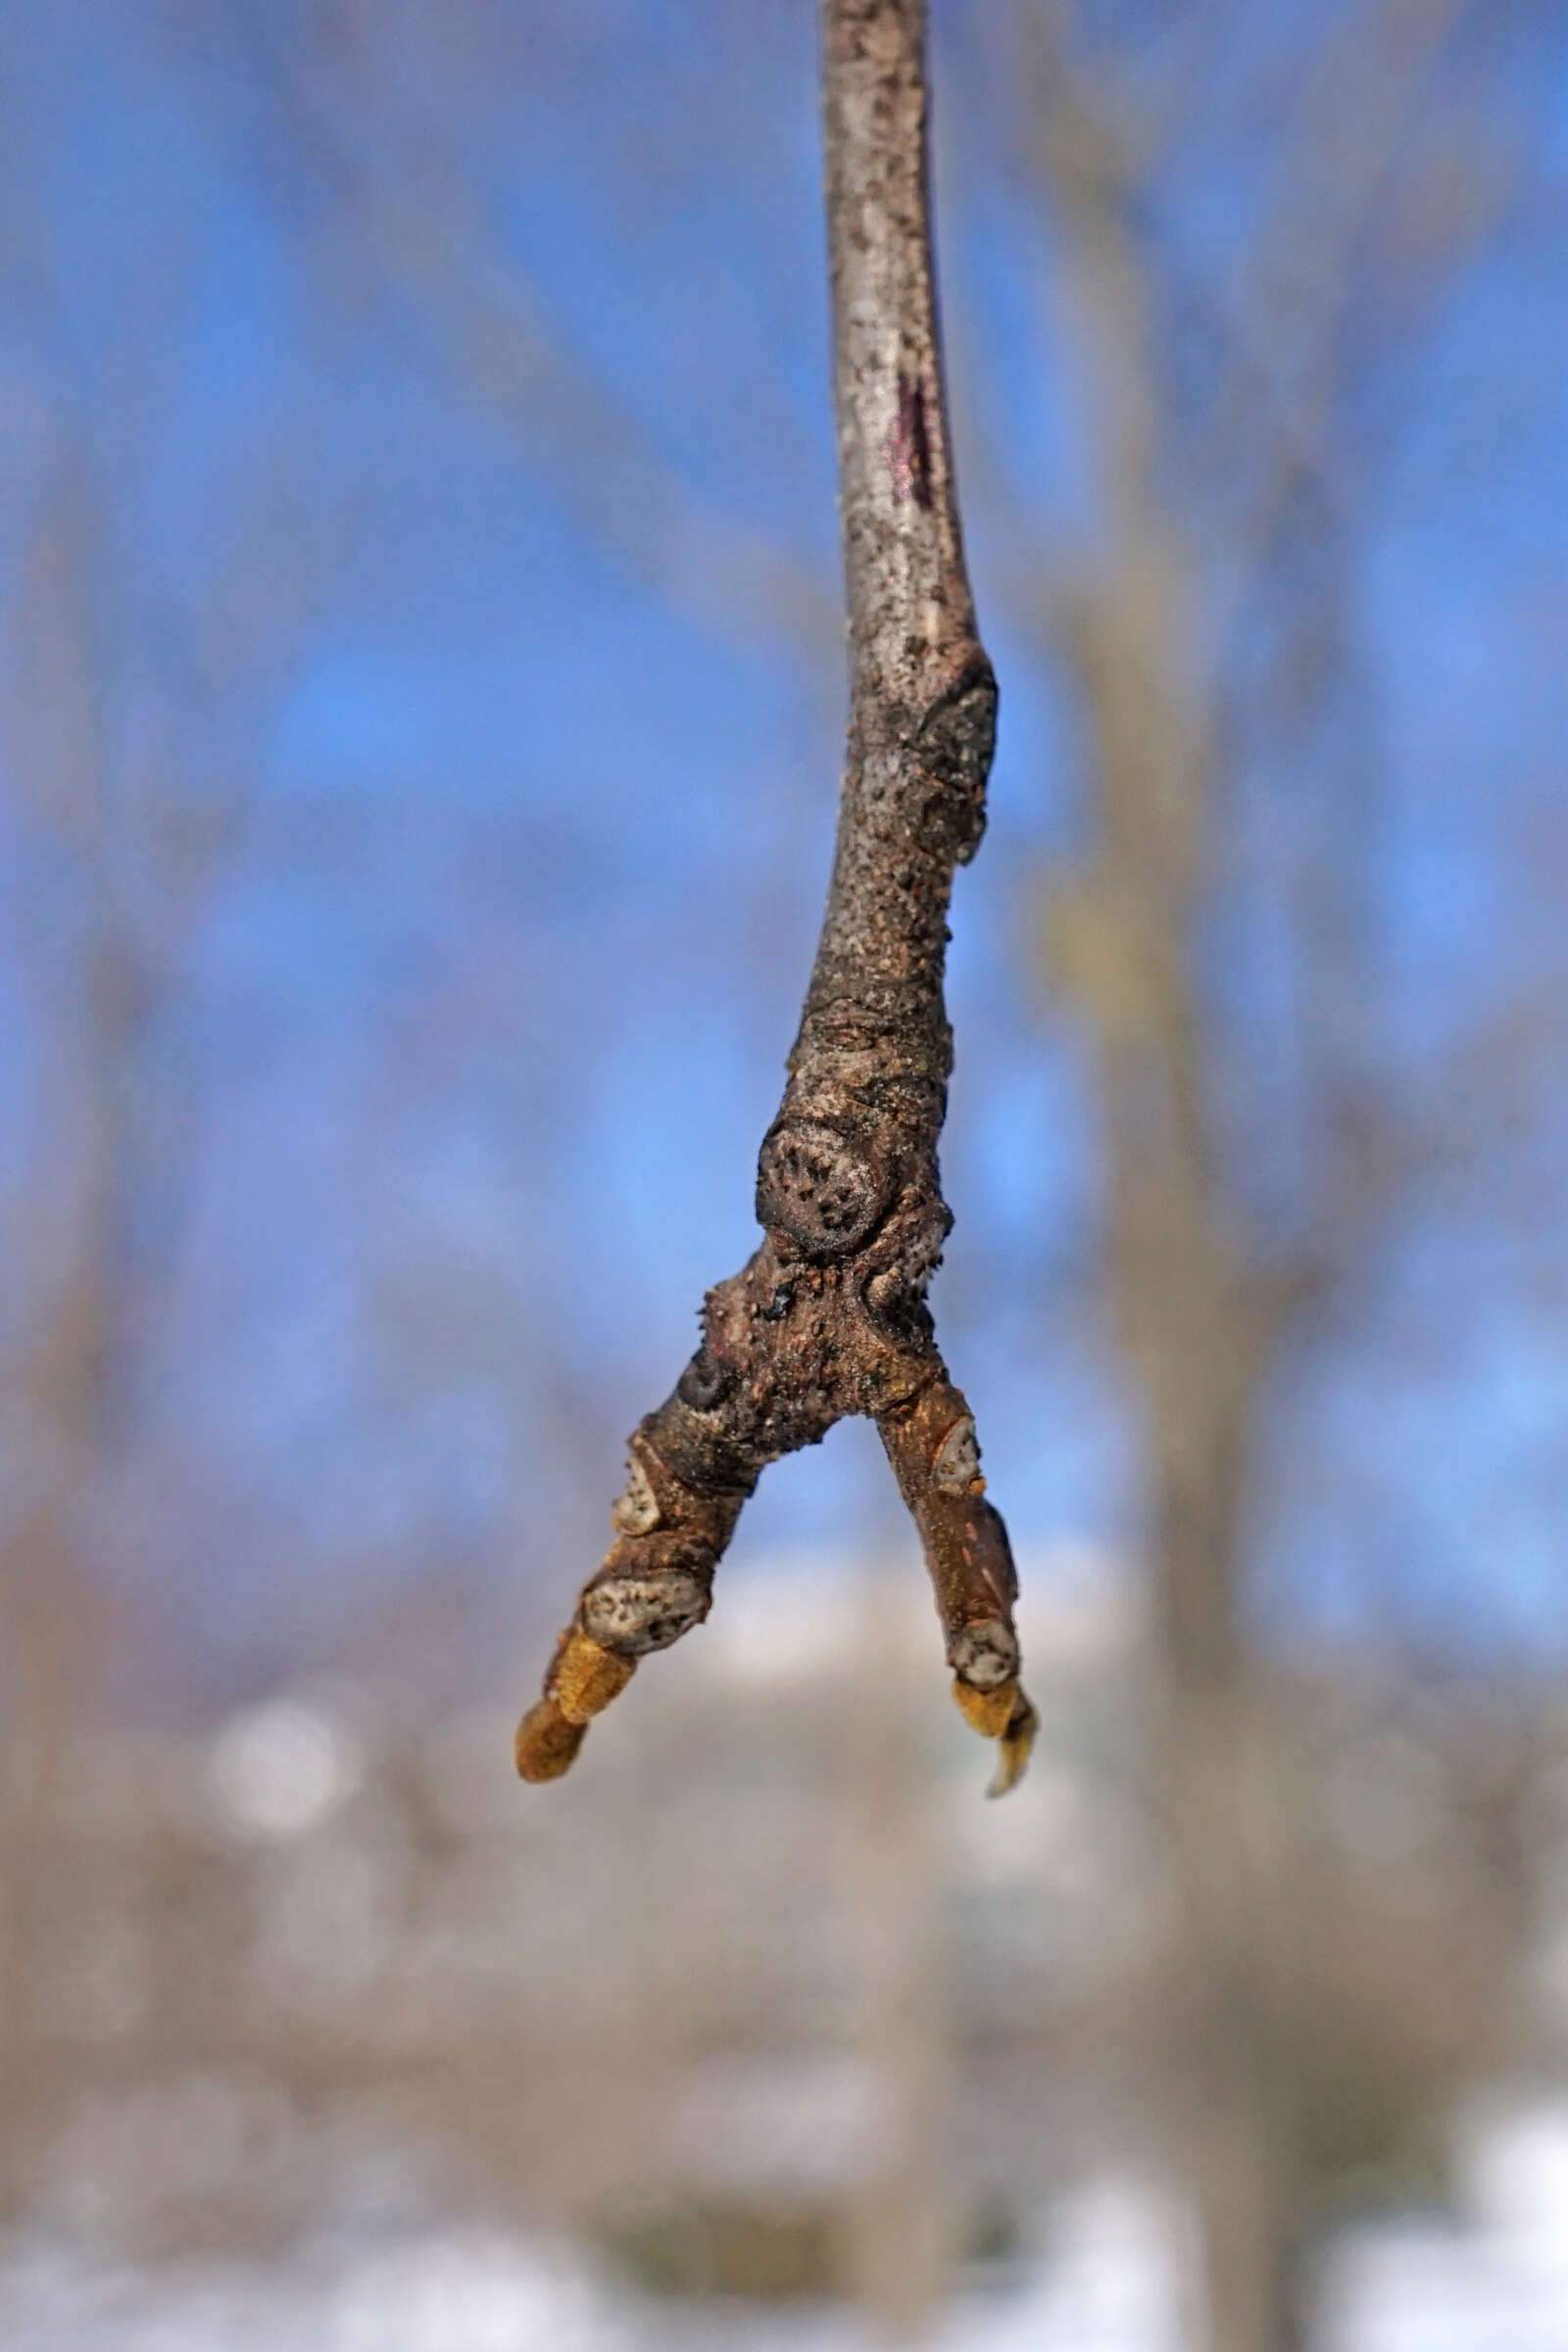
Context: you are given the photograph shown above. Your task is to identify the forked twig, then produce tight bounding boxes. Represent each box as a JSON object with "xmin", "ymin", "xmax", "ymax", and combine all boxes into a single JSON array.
[{"xmin": 515, "ymin": 0, "xmax": 1035, "ymax": 1797}]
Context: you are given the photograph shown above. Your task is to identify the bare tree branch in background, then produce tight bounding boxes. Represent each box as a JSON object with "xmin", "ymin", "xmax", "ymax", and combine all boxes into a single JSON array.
[{"xmin": 515, "ymin": 0, "xmax": 1036, "ymax": 1801}]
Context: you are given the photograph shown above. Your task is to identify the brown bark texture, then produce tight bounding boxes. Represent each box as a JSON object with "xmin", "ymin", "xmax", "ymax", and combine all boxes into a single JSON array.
[{"xmin": 515, "ymin": 0, "xmax": 1034, "ymax": 1799}]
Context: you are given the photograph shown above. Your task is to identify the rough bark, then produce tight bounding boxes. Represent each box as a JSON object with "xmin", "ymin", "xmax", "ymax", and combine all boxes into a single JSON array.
[{"xmin": 515, "ymin": 0, "xmax": 1034, "ymax": 1798}]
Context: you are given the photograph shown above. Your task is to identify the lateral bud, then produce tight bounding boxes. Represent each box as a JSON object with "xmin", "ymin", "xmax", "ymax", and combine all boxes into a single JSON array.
[{"xmin": 916, "ymin": 659, "xmax": 998, "ymax": 865}]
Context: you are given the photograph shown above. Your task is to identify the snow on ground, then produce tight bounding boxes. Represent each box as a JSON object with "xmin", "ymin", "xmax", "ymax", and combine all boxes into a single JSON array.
[{"xmin": 4, "ymin": 2104, "xmax": 1567, "ymax": 2352}]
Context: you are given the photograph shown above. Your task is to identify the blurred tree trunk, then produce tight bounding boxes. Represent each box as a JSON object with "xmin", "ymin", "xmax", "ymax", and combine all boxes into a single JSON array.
[
  {"xmin": 1035, "ymin": 64, "xmax": 1306, "ymax": 2352},
  {"xmin": 1023, "ymin": 0, "xmax": 1490, "ymax": 2325},
  {"xmin": 3, "ymin": 457, "xmax": 120, "ymax": 1807},
  {"xmin": 0, "ymin": 455, "xmax": 122, "ymax": 2204}
]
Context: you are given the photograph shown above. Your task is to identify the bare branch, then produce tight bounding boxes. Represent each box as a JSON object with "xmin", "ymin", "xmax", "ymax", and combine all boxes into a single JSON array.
[{"xmin": 515, "ymin": 0, "xmax": 1034, "ymax": 1798}]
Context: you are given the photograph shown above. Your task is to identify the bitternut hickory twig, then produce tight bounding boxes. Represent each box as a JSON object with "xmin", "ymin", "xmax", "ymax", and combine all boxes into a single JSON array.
[{"xmin": 516, "ymin": 0, "xmax": 1035, "ymax": 1799}]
